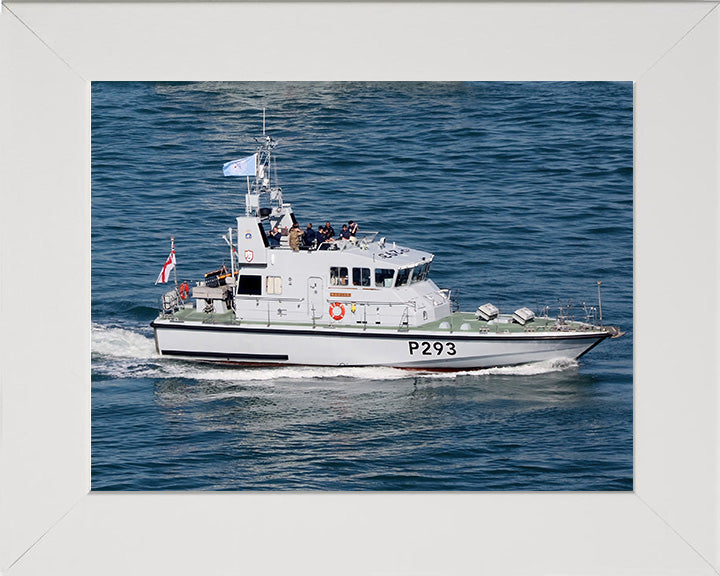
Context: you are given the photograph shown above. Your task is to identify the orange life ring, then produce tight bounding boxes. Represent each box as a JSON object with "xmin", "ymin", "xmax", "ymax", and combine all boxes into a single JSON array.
[
  {"xmin": 329, "ymin": 302, "xmax": 345, "ymax": 320},
  {"xmin": 179, "ymin": 282, "xmax": 190, "ymax": 300}
]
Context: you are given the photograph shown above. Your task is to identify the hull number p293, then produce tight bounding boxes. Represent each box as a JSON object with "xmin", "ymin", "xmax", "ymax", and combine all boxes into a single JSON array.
[{"xmin": 408, "ymin": 341, "xmax": 457, "ymax": 356}]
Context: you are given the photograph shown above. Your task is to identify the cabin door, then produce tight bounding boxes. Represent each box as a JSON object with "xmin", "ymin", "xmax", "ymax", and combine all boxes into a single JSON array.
[{"xmin": 308, "ymin": 277, "xmax": 324, "ymax": 319}]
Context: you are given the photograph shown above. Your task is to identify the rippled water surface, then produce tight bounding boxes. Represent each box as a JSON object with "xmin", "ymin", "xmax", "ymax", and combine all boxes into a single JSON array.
[{"xmin": 92, "ymin": 82, "xmax": 633, "ymax": 490}]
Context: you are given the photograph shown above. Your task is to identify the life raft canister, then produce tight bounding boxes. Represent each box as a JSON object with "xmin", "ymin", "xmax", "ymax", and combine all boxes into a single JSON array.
[
  {"xmin": 329, "ymin": 302, "xmax": 345, "ymax": 321},
  {"xmin": 179, "ymin": 282, "xmax": 190, "ymax": 300}
]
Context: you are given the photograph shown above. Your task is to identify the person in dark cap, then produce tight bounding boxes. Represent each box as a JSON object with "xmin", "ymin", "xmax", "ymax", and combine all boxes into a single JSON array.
[
  {"xmin": 268, "ymin": 225, "xmax": 281, "ymax": 247},
  {"xmin": 303, "ymin": 223, "xmax": 317, "ymax": 248}
]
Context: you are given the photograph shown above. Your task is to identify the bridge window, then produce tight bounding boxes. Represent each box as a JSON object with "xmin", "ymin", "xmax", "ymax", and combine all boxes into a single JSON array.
[
  {"xmin": 395, "ymin": 267, "xmax": 411, "ymax": 287},
  {"xmin": 410, "ymin": 262, "xmax": 431, "ymax": 283},
  {"xmin": 375, "ymin": 268, "xmax": 395, "ymax": 287},
  {"xmin": 352, "ymin": 267, "xmax": 371, "ymax": 287},
  {"xmin": 238, "ymin": 274, "xmax": 262, "ymax": 295},
  {"xmin": 330, "ymin": 267, "xmax": 348, "ymax": 286}
]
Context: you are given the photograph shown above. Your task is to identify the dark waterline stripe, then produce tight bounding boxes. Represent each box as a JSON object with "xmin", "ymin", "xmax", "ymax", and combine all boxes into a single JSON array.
[{"xmin": 161, "ymin": 350, "xmax": 289, "ymax": 361}]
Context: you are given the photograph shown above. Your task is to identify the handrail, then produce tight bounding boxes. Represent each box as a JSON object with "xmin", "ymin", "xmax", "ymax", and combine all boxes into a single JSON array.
[
  {"xmin": 235, "ymin": 295, "xmax": 305, "ymax": 302},
  {"xmin": 266, "ymin": 233, "xmax": 381, "ymax": 252},
  {"xmin": 325, "ymin": 298, "xmax": 417, "ymax": 309},
  {"xmin": 356, "ymin": 231, "xmax": 379, "ymax": 243},
  {"xmin": 398, "ymin": 307, "xmax": 410, "ymax": 331}
]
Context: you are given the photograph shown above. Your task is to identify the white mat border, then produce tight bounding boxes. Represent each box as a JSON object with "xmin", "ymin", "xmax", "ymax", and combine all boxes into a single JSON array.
[{"xmin": 1, "ymin": 2, "xmax": 718, "ymax": 574}]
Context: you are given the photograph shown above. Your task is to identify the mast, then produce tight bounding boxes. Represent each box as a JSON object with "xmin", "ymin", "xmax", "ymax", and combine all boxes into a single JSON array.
[
  {"xmin": 229, "ymin": 111, "xmax": 293, "ymax": 231},
  {"xmin": 244, "ymin": 116, "xmax": 282, "ymax": 217}
]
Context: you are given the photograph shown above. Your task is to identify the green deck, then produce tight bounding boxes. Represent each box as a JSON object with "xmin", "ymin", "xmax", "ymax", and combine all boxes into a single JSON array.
[
  {"xmin": 416, "ymin": 312, "xmax": 566, "ymax": 333},
  {"xmin": 159, "ymin": 307, "xmax": 598, "ymax": 334}
]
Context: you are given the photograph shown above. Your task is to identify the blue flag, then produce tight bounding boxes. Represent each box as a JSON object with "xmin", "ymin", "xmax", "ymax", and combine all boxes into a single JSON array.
[{"xmin": 223, "ymin": 154, "xmax": 256, "ymax": 176}]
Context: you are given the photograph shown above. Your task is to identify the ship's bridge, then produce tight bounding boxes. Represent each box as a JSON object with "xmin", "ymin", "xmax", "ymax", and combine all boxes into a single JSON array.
[{"xmin": 355, "ymin": 241, "xmax": 434, "ymax": 287}]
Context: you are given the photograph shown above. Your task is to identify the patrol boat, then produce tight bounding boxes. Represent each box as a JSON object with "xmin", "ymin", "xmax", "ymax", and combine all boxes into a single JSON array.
[{"xmin": 151, "ymin": 132, "xmax": 622, "ymax": 370}]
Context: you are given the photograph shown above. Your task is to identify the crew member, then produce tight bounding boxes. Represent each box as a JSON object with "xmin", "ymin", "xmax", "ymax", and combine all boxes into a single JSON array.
[
  {"xmin": 288, "ymin": 223, "xmax": 303, "ymax": 251},
  {"xmin": 303, "ymin": 223, "xmax": 316, "ymax": 248},
  {"xmin": 268, "ymin": 225, "xmax": 282, "ymax": 247},
  {"xmin": 324, "ymin": 221, "xmax": 336, "ymax": 239}
]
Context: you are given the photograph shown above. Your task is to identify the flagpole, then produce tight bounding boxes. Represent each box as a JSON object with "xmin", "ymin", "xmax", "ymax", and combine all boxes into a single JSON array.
[{"xmin": 172, "ymin": 236, "xmax": 178, "ymax": 290}]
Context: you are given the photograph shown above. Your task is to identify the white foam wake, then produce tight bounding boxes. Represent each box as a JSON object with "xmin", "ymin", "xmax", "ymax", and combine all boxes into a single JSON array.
[
  {"xmin": 91, "ymin": 323, "xmax": 157, "ymax": 359},
  {"xmin": 472, "ymin": 357, "xmax": 578, "ymax": 376}
]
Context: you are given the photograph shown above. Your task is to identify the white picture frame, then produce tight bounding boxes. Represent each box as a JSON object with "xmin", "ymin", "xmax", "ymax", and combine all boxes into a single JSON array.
[{"xmin": 1, "ymin": 2, "xmax": 718, "ymax": 574}]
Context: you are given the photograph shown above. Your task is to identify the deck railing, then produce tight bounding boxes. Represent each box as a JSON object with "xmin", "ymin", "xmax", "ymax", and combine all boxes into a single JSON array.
[{"xmin": 268, "ymin": 231, "xmax": 380, "ymax": 251}]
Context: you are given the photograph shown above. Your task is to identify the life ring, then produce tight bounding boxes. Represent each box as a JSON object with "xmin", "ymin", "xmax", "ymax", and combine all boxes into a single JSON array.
[
  {"xmin": 329, "ymin": 302, "xmax": 345, "ymax": 321},
  {"xmin": 179, "ymin": 282, "xmax": 190, "ymax": 300}
]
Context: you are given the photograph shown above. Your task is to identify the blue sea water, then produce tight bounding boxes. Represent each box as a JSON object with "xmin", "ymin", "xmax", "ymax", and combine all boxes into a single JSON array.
[{"xmin": 91, "ymin": 82, "xmax": 633, "ymax": 491}]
